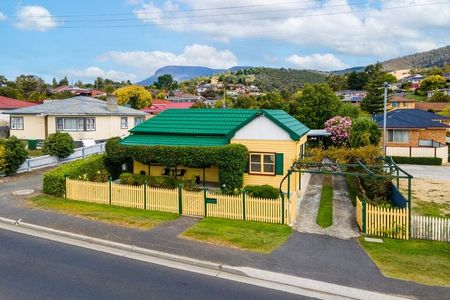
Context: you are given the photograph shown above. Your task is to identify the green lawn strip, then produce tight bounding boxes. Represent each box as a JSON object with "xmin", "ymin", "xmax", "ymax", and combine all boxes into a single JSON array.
[
  {"xmin": 344, "ymin": 175, "xmax": 362, "ymax": 207},
  {"xmin": 181, "ymin": 218, "xmax": 292, "ymax": 254},
  {"xmin": 316, "ymin": 175, "xmax": 333, "ymax": 228},
  {"xmin": 359, "ymin": 237, "xmax": 450, "ymax": 287},
  {"xmin": 30, "ymin": 195, "xmax": 179, "ymax": 229},
  {"xmin": 403, "ymin": 93, "xmax": 427, "ymax": 102},
  {"xmin": 413, "ymin": 200, "xmax": 450, "ymax": 218},
  {"xmin": 27, "ymin": 149, "xmax": 44, "ymax": 157}
]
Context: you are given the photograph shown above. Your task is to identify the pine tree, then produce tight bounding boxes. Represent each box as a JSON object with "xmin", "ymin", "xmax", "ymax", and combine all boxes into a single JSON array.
[{"xmin": 361, "ymin": 78, "xmax": 384, "ymax": 115}]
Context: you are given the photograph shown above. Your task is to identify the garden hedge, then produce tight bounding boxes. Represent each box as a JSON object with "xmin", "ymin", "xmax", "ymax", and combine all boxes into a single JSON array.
[
  {"xmin": 105, "ymin": 137, "xmax": 248, "ymax": 194},
  {"xmin": 244, "ymin": 185, "xmax": 279, "ymax": 199},
  {"xmin": 43, "ymin": 154, "xmax": 107, "ymax": 196},
  {"xmin": 391, "ymin": 156, "xmax": 442, "ymax": 165},
  {"xmin": 0, "ymin": 136, "xmax": 28, "ymax": 175}
]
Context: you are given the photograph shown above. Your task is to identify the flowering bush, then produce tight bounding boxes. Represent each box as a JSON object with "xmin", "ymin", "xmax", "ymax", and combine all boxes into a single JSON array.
[{"xmin": 324, "ymin": 116, "xmax": 352, "ymax": 146}]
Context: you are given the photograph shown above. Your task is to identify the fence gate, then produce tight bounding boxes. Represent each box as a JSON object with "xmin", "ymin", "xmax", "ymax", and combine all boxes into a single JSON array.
[{"xmin": 181, "ymin": 190, "xmax": 204, "ymax": 217}]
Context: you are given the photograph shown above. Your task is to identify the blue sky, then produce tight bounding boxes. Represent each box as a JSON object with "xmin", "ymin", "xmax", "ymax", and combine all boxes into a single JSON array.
[{"xmin": 0, "ymin": 0, "xmax": 449, "ymax": 83}]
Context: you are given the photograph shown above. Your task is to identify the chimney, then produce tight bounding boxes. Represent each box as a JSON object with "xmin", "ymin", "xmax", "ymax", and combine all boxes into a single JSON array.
[{"xmin": 106, "ymin": 96, "xmax": 118, "ymax": 112}]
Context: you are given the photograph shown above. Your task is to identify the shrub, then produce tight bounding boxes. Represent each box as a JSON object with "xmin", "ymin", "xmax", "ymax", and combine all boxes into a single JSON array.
[
  {"xmin": 349, "ymin": 119, "xmax": 381, "ymax": 148},
  {"xmin": 0, "ymin": 144, "xmax": 6, "ymax": 173},
  {"xmin": 119, "ymin": 172, "xmax": 147, "ymax": 186},
  {"xmin": 0, "ymin": 136, "xmax": 28, "ymax": 175},
  {"xmin": 43, "ymin": 155, "xmax": 107, "ymax": 196},
  {"xmin": 324, "ymin": 116, "xmax": 352, "ymax": 146},
  {"xmin": 245, "ymin": 185, "xmax": 279, "ymax": 199},
  {"xmin": 105, "ymin": 138, "xmax": 248, "ymax": 194},
  {"xmin": 43, "ymin": 132, "xmax": 75, "ymax": 158},
  {"xmin": 391, "ymin": 156, "xmax": 442, "ymax": 165},
  {"xmin": 359, "ymin": 175, "xmax": 392, "ymax": 204}
]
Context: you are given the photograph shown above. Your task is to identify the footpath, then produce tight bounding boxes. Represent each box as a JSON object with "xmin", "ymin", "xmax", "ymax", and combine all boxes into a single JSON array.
[{"xmin": 0, "ymin": 170, "xmax": 449, "ymax": 300}]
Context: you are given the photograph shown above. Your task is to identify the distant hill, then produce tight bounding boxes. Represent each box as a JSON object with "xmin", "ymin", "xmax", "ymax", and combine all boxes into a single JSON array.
[
  {"xmin": 137, "ymin": 66, "xmax": 252, "ymax": 85},
  {"xmin": 382, "ymin": 45, "xmax": 450, "ymax": 71},
  {"xmin": 329, "ymin": 66, "xmax": 365, "ymax": 75}
]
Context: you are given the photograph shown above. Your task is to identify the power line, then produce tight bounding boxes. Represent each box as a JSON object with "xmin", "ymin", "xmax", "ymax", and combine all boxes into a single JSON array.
[{"xmin": 53, "ymin": 1, "xmax": 450, "ymax": 29}]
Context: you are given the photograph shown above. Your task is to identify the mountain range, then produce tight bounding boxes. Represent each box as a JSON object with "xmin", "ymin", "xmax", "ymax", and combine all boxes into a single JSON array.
[{"xmin": 136, "ymin": 45, "xmax": 450, "ymax": 85}]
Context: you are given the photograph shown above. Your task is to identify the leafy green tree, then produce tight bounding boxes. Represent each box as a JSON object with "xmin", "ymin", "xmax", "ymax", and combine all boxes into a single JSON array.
[
  {"xmin": 52, "ymin": 78, "xmax": 58, "ymax": 88},
  {"xmin": 429, "ymin": 91, "xmax": 450, "ymax": 102},
  {"xmin": 0, "ymin": 75, "xmax": 7, "ymax": 86},
  {"xmin": 29, "ymin": 91, "xmax": 46, "ymax": 102},
  {"xmin": 75, "ymin": 80, "xmax": 84, "ymax": 88},
  {"xmin": 114, "ymin": 85, "xmax": 152, "ymax": 109},
  {"xmin": 347, "ymin": 71, "xmax": 369, "ymax": 90},
  {"xmin": 419, "ymin": 75, "xmax": 446, "ymax": 92},
  {"xmin": 59, "ymin": 76, "xmax": 69, "ymax": 86},
  {"xmin": 190, "ymin": 101, "xmax": 207, "ymax": 108},
  {"xmin": 95, "ymin": 77, "xmax": 105, "ymax": 90},
  {"xmin": 43, "ymin": 133, "xmax": 75, "ymax": 158},
  {"xmin": 154, "ymin": 74, "xmax": 178, "ymax": 91},
  {"xmin": 0, "ymin": 136, "xmax": 28, "ymax": 175},
  {"xmin": 438, "ymin": 104, "xmax": 450, "ymax": 117},
  {"xmin": 380, "ymin": 73, "xmax": 397, "ymax": 84},
  {"xmin": 0, "ymin": 86, "xmax": 23, "ymax": 99},
  {"xmin": 326, "ymin": 75, "xmax": 348, "ymax": 91},
  {"xmin": 337, "ymin": 103, "xmax": 362, "ymax": 119},
  {"xmin": 0, "ymin": 144, "xmax": 6, "ymax": 173},
  {"xmin": 256, "ymin": 92, "xmax": 286, "ymax": 109},
  {"xmin": 15, "ymin": 75, "xmax": 46, "ymax": 98},
  {"xmin": 290, "ymin": 84, "xmax": 341, "ymax": 129},
  {"xmin": 232, "ymin": 95, "xmax": 257, "ymax": 108},
  {"xmin": 349, "ymin": 119, "xmax": 381, "ymax": 148}
]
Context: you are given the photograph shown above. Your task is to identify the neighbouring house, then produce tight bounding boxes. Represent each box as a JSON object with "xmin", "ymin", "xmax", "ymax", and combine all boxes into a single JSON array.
[
  {"xmin": 400, "ymin": 74, "xmax": 424, "ymax": 90},
  {"xmin": 5, "ymin": 96, "xmax": 147, "ymax": 145},
  {"xmin": 141, "ymin": 99, "xmax": 194, "ymax": 118},
  {"xmin": 121, "ymin": 109, "xmax": 310, "ymax": 194},
  {"xmin": 0, "ymin": 96, "xmax": 38, "ymax": 138},
  {"xmin": 335, "ymin": 90, "xmax": 366, "ymax": 104},
  {"xmin": 374, "ymin": 109, "xmax": 449, "ymax": 163},
  {"xmin": 426, "ymin": 88, "xmax": 450, "ymax": 98},
  {"xmin": 166, "ymin": 92, "xmax": 203, "ymax": 103},
  {"xmin": 414, "ymin": 102, "xmax": 450, "ymax": 114},
  {"xmin": 388, "ymin": 95, "xmax": 415, "ymax": 110},
  {"xmin": 51, "ymin": 86, "xmax": 107, "ymax": 98}
]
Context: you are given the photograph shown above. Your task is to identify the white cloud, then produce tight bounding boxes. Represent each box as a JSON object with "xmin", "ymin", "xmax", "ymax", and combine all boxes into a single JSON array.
[
  {"xmin": 15, "ymin": 5, "xmax": 58, "ymax": 31},
  {"xmin": 130, "ymin": 0, "xmax": 450, "ymax": 59},
  {"xmin": 286, "ymin": 53, "xmax": 347, "ymax": 71},
  {"xmin": 60, "ymin": 67, "xmax": 136, "ymax": 82},
  {"xmin": 0, "ymin": 12, "xmax": 6, "ymax": 21},
  {"xmin": 99, "ymin": 44, "xmax": 237, "ymax": 74}
]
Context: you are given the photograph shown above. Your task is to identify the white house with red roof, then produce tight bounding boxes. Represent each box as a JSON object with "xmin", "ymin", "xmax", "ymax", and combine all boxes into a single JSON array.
[{"xmin": 0, "ymin": 96, "xmax": 38, "ymax": 138}]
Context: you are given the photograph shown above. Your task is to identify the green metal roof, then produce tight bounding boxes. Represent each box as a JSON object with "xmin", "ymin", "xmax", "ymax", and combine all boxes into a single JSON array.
[
  {"xmin": 122, "ymin": 109, "xmax": 309, "ymax": 147},
  {"xmin": 121, "ymin": 134, "xmax": 229, "ymax": 147}
]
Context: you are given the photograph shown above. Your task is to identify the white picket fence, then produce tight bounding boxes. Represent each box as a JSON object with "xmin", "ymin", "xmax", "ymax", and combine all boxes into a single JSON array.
[
  {"xmin": 17, "ymin": 142, "xmax": 106, "ymax": 173},
  {"xmin": 411, "ymin": 215, "xmax": 450, "ymax": 242}
]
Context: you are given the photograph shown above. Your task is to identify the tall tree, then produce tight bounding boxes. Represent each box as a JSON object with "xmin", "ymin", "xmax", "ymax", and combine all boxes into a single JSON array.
[
  {"xmin": 52, "ymin": 78, "xmax": 58, "ymax": 88},
  {"xmin": 59, "ymin": 76, "xmax": 69, "ymax": 86},
  {"xmin": 347, "ymin": 71, "xmax": 369, "ymax": 90},
  {"xmin": 326, "ymin": 75, "xmax": 348, "ymax": 91},
  {"xmin": 15, "ymin": 75, "xmax": 46, "ymax": 99},
  {"xmin": 290, "ymin": 84, "xmax": 341, "ymax": 129},
  {"xmin": 154, "ymin": 74, "xmax": 178, "ymax": 91},
  {"xmin": 361, "ymin": 63, "xmax": 387, "ymax": 115}
]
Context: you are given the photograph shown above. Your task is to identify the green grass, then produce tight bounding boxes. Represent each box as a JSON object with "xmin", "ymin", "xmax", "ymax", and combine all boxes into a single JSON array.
[
  {"xmin": 413, "ymin": 201, "xmax": 450, "ymax": 218},
  {"xmin": 360, "ymin": 237, "xmax": 450, "ymax": 287},
  {"xmin": 316, "ymin": 175, "xmax": 333, "ymax": 228},
  {"xmin": 27, "ymin": 149, "xmax": 44, "ymax": 157},
  {"xmin": 403, "ymin": 93, "xmax": 427, "ymax": 102},
  {"xmin": 182, "ymin": 218, "xmax": 292, "ymax": 254},
  {"xmin": 344, "ymin": 175, "xmax": 362, "ymax": 207},
  {"xmin": 30, "ymin": 195, "xmax": 179, "ymax": 229}
]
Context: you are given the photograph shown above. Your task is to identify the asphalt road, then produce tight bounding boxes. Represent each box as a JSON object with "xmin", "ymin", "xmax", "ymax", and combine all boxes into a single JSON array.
[{"xmin": 0, "ymin": 229, "xmax": 307, "ymax": 300}]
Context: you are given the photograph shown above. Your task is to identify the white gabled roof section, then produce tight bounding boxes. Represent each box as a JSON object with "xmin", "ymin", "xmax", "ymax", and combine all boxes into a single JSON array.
[{"xmin": 232, "ymin": 115, "xmax": 292, "ymax": 141}]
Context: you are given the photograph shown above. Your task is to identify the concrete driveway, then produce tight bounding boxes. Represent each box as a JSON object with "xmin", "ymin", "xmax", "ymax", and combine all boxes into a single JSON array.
[{"xmin": 399, "ymin": 164, "xmax": 450, "ymax": 180}]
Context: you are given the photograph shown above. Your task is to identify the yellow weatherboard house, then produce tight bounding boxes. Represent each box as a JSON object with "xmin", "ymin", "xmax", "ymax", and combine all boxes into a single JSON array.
[{"xmin": 121, "ymin": 109, "xmax": 309, "ymax": 195}]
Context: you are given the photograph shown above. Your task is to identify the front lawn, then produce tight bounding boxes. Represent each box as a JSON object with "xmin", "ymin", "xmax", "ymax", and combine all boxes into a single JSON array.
[
  {"xmin": 30, "ymin": 195, "xmax": 179, "ymax": 229},
  {"xmin": 316, "ymin": 175, "xmax": 333, "ymax": 228},
  {"xmin": 360, "ymin": 237, "xmax": 450, "ymax": 287},
  {"xmin": 181, "ymin": 218, "xmax": 292, "ymax": 254}
]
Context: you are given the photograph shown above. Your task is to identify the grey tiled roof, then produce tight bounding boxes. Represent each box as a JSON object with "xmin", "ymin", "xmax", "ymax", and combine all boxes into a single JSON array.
[{"xmin": 6, "ymin": 96, "xmax": 147, "ymax": 116}]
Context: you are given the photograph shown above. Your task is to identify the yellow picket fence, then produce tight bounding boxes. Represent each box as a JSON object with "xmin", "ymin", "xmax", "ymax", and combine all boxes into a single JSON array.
[
  {"xmin": 356, "ymin": 196, "xmax": 409, "ymax": 240},
  {"xmin": 65, "ymin": 179, "xmax": 290, "ymax": 224}
]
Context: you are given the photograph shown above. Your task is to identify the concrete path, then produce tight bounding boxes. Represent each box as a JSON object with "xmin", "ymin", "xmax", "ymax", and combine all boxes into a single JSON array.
[
  {"xmin": 293, "ymin": 174, "xmax": 359, "ymax": 239},
  {"xmin": 398, "ymin": 164, "xmax": 450, "ymax": 180}
]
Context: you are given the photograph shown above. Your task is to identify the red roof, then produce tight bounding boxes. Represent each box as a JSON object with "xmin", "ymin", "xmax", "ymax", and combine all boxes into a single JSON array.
[
  {"xmin": 0, "ymin": 96, "xmax": 38, "ymax": 109},
  {"xmin": 141, "ymin": 101, "xmax": 194, "ymax": 114}
]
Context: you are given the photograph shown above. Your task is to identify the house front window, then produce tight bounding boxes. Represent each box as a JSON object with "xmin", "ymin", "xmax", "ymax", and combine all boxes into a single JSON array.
[
  {"xmin": 56, "ymin": 117, "xmax": 96, "ymax": 131},
  {"xmin": 10, "ymin": 117, "xmax": 24, "ymax": 130},
  {"xmin": 121, "ymin": 117, "xmax": 128, "ymax": 129},
  {"xmin": 388, "ymin": 129, "xmax": 410, "ymax": 143},
  {"xmin": 134, "ymin": 117, "xmax": 144, "ymax": 126},
  {"xmin": 249, "ymin": 153, "xmax": 275, "ymax": 175}
]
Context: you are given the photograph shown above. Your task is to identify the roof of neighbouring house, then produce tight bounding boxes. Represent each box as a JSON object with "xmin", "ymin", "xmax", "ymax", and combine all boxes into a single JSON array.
[
  {"xmin": 0, "ymin": 96, "xmax": 38, "ymax": 109},
  {"xmin": 374, "ymin": 109, "xmax": 450, "ymax": 129},
  {"xmin": 5, "ymin": 96, "xmax": 147, "ymax": 116},
  {"xmin": 141, "ymin": 101, "xmax": 194, "ymax": 114},
  {"xmin": 414, "ymin": 102, "xmax": 450, "ymax": 112},
  {"xmin": 121, "ymin": 109, "xmax": 309, "ymax": 147}
]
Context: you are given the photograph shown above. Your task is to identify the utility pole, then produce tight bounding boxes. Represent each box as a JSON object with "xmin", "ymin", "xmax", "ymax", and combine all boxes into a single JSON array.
[{"xmin": 383, "ymin": 82, "xmax": 389, "ymax": 156}]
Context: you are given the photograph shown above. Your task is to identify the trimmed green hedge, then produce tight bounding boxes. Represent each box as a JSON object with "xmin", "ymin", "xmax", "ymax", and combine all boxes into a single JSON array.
[
  {"xmin": 392, "ymin": 156, "xmax": 442, "ymax": 165},
  {"xmin": 119, "ymin": 173, "xmax": 200, "ymax": 191},
  {"xmin": 105, "ymin": 137, "xmax": 248, "ymax": 194},
  {"xmin": 245, "ymin": 185, "xmax": 279, "ymax": 199},
  {"xmin": 43, "ymin": 155, "xmax": 107, "ymax": 196}
]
